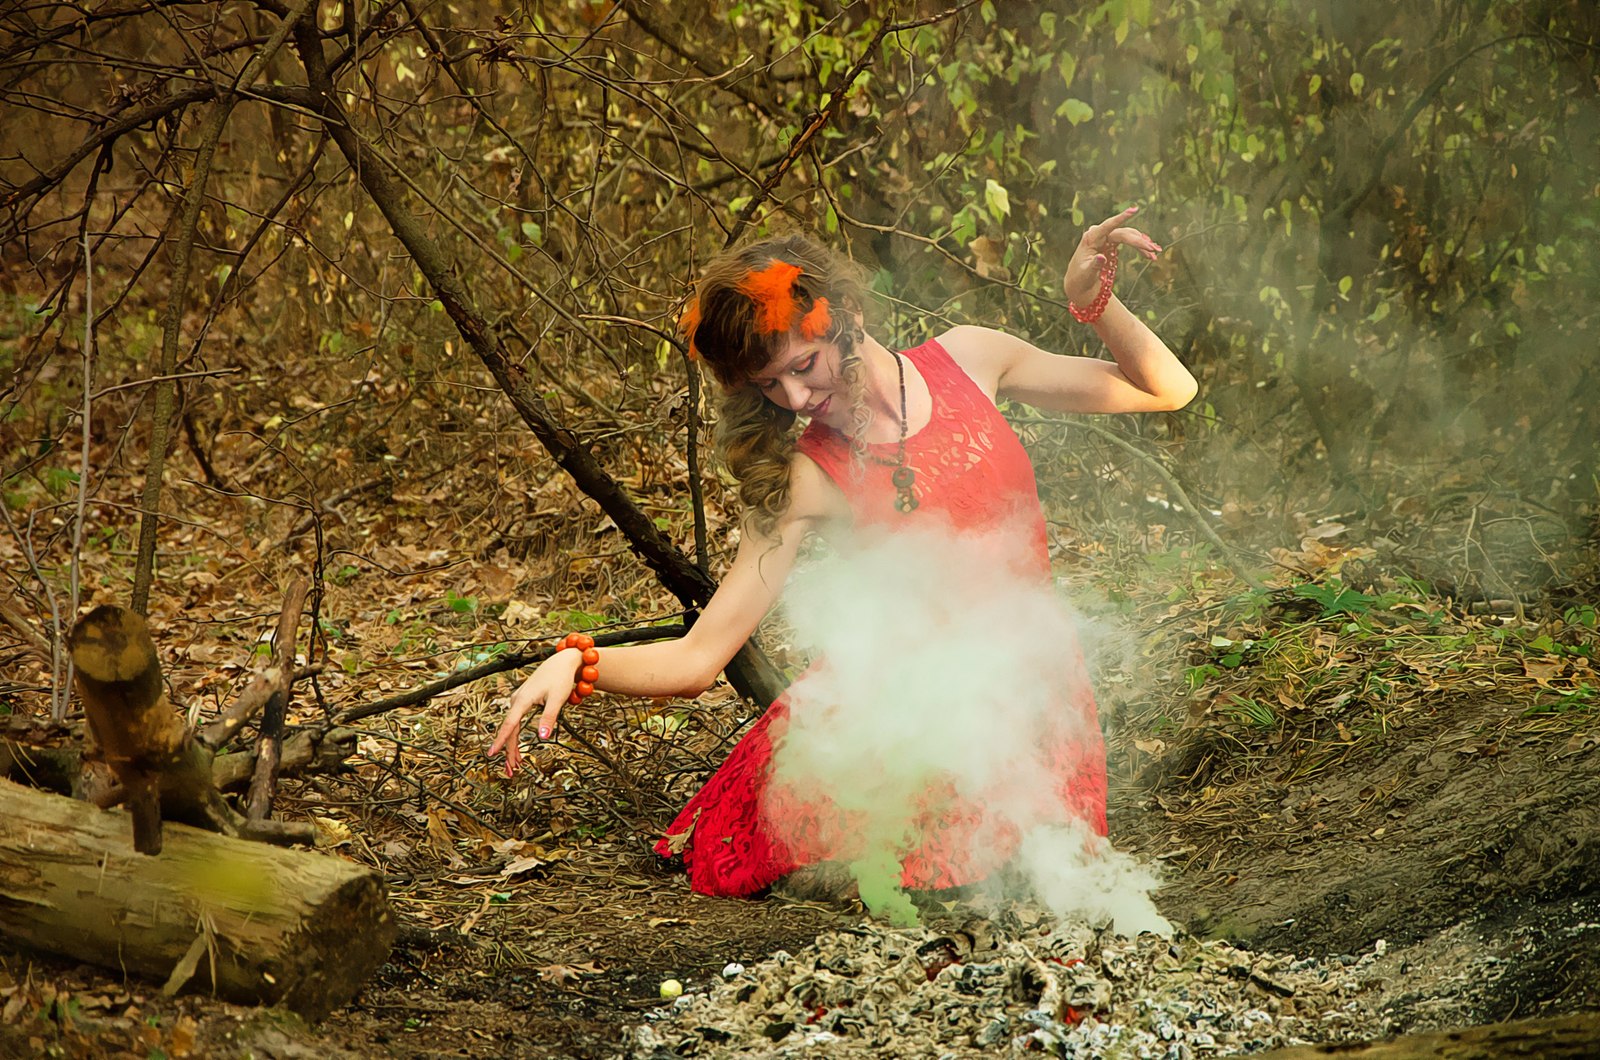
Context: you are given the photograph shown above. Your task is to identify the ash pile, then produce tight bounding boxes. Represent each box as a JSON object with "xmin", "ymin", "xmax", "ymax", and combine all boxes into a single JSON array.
[{"xmin": 626, "ymin": 905, "xmax": 1397, "ymax": 1058}]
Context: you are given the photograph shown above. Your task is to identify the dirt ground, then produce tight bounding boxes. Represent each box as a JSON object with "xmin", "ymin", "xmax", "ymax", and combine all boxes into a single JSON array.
[
  {"xmin": 1114, "ymin": 689, "xmax": 1600, "ymax": 1025},
  {"xmin": 4, "ymin": 681, "xmax": 1597, "ymax": 1059}
]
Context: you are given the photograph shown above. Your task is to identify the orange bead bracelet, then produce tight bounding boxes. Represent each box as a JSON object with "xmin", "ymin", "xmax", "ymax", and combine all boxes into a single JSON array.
[
  {"xmin": 561, "ymin": 633, "xmax": 600, "ymax": 706},
  {"xmin": 1068, "ymin": 245, "xmax": 1119, "ymax": 324}
]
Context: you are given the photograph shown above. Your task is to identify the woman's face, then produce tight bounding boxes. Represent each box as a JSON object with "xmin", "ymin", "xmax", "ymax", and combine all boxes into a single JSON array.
[{"xmin": 748, "ymin": 332, "xmax": 846, "ymax": 427}]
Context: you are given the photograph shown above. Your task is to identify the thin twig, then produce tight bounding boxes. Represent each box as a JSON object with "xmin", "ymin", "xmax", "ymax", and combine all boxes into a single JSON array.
[
  {"xmin": 685, "ymin": 351, "xmax": 710, "ymax": 574},
  {"xmin": 334, "ymin": 623, "xmax": 688, "ymax": 726},
  {"xmin": 0, "ymin": 510, "xmax": 66, "ymax": 728},
  {"xmin": 63, "ymin": 226, "xmax": 94, "ymax": 721},
  {"xmin": 722, "ymin": 15, "xmax": 895, "ymax": 249},
  {"xmin": 91, "ymin": 368, "xmax": 241, "ymax": 400},
  {"xmin": 0, "ymin": 599, "xmax": 53, "ymax": 664},
  {"xmin": 1029, "ymin": 414, "xmax": 1266, "ymax": 591}
]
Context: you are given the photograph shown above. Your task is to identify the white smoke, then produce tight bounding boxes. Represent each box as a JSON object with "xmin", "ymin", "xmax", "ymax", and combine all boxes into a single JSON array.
[{"xmin": 763, "ymin": 521, "xmax": 1171, "ymax": 936}]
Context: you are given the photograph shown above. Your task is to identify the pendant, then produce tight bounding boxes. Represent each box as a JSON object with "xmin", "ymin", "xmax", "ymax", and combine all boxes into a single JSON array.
[{"xmin": 891, "ymin": 465, "xmax": 917, "ymax": 513}]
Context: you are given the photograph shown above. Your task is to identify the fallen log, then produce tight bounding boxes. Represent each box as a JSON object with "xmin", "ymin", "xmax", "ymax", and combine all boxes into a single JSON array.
[
  {"xmin": 213, "ymin": 724, "xmax": 356, "ymax": 791},
  {"xmin": 1256, "ymin": 1011, "xmax": 1600, "ymax": 1058},
  {"xmin": 0, "ymin": 778, "xmax": 395, "ymax": 1020},
  {"xmin": 1, "ymin": 725, "xmax": 356, "ymax": 798}
]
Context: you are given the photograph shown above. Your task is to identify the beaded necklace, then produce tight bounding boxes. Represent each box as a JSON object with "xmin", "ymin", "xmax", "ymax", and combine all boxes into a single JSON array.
[{"xmin": 864, "ymin": 352, "xmax": 918, "ymax": 513}]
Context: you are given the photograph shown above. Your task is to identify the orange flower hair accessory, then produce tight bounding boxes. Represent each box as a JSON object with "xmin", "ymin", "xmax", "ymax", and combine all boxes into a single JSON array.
[
  {"xmin": 739, "ymin": 260, "xmax": 803, "ymax": 334},
  {"xmin": 678, "ymin": 299, "xmax": 702, "ymax": 359},
  {"xmin": 798, "ymin": 297, "xmax": 831, "ymax": 341}
]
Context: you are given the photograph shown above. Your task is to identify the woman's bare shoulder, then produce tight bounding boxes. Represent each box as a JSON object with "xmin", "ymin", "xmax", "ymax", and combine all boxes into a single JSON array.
[
  {"xmin": 783, "ymin": 450, "xmax": 850, "ymax": 529},
  {"xmin": 934, "ymin": 324, "xmax": 1015, "ymax": 399}
]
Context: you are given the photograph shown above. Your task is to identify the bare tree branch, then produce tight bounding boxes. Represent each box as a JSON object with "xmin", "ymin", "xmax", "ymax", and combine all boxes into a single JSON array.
[{"xmin": 130, "ymin": 0, "xmax": 315, "ymax": 612}]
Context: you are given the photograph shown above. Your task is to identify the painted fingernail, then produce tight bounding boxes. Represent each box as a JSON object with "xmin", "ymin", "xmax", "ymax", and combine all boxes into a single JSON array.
[{"xmin": 539, "ymin": 726, "xmax": 550, "ymax": 740}]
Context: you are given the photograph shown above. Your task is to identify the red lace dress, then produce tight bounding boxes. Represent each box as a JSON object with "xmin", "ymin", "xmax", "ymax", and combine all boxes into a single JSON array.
[{"xmin": 652, "ymin": 337, "xmax": 1108, "ymax": 896}]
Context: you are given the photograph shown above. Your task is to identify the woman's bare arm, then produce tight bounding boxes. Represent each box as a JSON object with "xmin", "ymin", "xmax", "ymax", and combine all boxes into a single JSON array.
[
  {"xmin": 942, "ymin": 313, "xmax": 1197, "ymax": 414},
  {"xmin": 941, "ymin": 205, "xmax": 1197, "ymax": 415},
  {"xmin": 489, "ymin": 454, "xmax": 844, "ymax": 773}
]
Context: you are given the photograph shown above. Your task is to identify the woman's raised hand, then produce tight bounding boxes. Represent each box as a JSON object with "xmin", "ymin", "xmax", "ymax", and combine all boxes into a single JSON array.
[
  {"xmin": 489, "ymin": 648, "xmax": 580, "ymax": 777},
  {"xmin": 1063, "ymin": 205, "xmax": 1163, "ymax": 306}
]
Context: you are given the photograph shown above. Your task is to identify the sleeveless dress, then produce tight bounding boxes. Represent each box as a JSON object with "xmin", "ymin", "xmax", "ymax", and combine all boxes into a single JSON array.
[{"xmin": 652, "ymin": 337, "xmax": 1108, "ymax": 896}]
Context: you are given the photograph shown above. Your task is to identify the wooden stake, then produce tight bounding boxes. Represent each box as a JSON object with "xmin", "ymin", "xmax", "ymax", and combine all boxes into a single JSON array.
[
  {"xmin": 67, "ymin": 604, "xmax": 314, "ymax": 852},
  {"xmin": 247, "ymin": 576, "xmax": 310, "ymax": 821}
]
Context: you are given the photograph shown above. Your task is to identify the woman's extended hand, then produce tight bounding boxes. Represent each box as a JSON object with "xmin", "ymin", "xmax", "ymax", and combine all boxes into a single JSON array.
[
  {"xmin": 1063, "ymin": 205, "xmax": 1163, "ymax": 306},
  {"xmin": 489, "ymin": 648, "xmax": 581, "ymax": 777}
]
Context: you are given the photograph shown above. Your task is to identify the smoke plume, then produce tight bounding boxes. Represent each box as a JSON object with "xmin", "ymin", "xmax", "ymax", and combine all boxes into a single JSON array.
[{"xmin": 763, "ymin": 521, "xmax": 1171, "ymax": 936}]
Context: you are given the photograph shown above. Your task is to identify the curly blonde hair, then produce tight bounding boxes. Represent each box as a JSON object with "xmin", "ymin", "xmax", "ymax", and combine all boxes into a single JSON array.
[{"xmin": 684, "ymin": 234, "xmax": 871, "ymax": 537}]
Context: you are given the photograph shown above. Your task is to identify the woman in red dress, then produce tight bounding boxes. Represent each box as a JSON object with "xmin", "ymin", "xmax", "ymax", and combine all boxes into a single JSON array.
[{"xmin": 491, "ymin": 207, "xmax": 1195, "ymax": 903}]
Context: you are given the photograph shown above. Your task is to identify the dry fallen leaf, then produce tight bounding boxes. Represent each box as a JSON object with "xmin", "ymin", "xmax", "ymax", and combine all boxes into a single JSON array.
[
  {"xmin": 312, "ymin": 815, "xmax": 353, "ymax": 848},
  {"xmin": 169, "ymin": 1013, "xmax": 199, "ymax": 1057},
  {"xmin": 661, "ymin": 808, "xmax": 700, "ymax": 856},
  {"xmin": 499, "ymin": 854, "xmax": 545, "ymax": 879},
  {"xmin": 1522, "ymin": 657, "xmax": 1562, "ymax": 685},
  {"xmin": 536, "ymin": 961, "xmax": 603, "ymax": 985},
  {"xmin": 425, "ymin": 810, "xmax": 457, "ymax": 860}
]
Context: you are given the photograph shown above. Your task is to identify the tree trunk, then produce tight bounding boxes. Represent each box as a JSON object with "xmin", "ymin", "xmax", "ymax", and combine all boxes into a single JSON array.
[{"xmin": 0, "ymin": 779, "xmax": 395, "ymax": 1021}]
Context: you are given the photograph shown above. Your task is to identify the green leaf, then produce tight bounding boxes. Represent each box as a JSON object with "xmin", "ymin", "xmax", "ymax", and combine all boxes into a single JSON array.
[
  {"xmin": 1293, "ymin": 581, "xmax": 1377, "ymax": 617},
  {"xmin": 1056, "ymin": 98, "xmax": 1094, "ymax": 126},
  {"xmin": 1058, "ymin": 52, "xmax": 1077, "ymax": 88},
  {"xmin": 950, "ymin": 208, "xmax": 977, "ymax": 247},
  {"xmin": 984, "ymin": 179, "xmax": 1011, "ymax": 221},
  {"xmin": 520, "ymin": 220, "xmax": 542, "ymax": 243},
  {"xmin": 43, "ymin": 466, "xmax": 80, "ymax": 495},
  {"xmin": 1349, "ymin": 71, "xmax": 1365, "ymax": 96},
  {"xmin": 546, "ymin": 607, "xmax": 607, "ymax": 631}
]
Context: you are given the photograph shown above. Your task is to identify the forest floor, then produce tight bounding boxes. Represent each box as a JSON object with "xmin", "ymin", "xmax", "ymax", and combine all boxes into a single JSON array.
[
  {"xmin": 5, "ymin": 674, "xmax": 1597, "ymax": 1059},
  {"xmin": 3, "ymin": 487, "xmax": 1598, "ymax": 1058}
]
